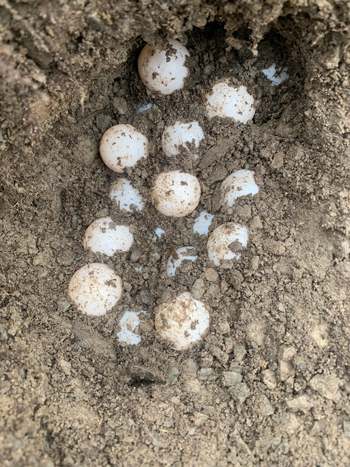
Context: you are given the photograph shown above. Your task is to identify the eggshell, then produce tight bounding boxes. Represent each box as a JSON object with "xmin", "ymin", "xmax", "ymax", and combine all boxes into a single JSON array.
[
  {"xmin": 83, "ymin": 217, "xmax": 134, "ymax": 256},
  {"xmin": 221, "ymin": 170, "xmax": 259, "ymax": 207},
  {"xmin": 207, "ymin": 223, "xmax": 248, "ymax": 266},
  {"xmin": 68, "ymin": 263, "xmax": 122, "ymax": 316},
  {"xmin": 206, "ymin": 80, "xmax": 255, "ymax": 123},
  {"xmin": 155, "ymin": 292, "xmax": 210, "ymax": 350},
  {"xmin": 167, "ymin": 246, "xmax": 197, "ymax": 277},
  {"xmin": 138, "ymin": 39, "xmax": 189, "ymax": 95},
  {"xmin": 151, "ymin": 170, "xmax": 201, "ymax": 217},
  {"xmin": 110, "ymin": 179, "xmax": 144, "ymax": 212},
  {"xmin": 100, "ymin": 124, "xmax": 148, "ymax": 173},
  {"xmin": 162, "ymin": 121, "xmax": 204, "ymax": 159}
]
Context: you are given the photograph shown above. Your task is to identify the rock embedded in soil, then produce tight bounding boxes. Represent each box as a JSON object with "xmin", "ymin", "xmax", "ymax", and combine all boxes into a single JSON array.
[
  {"xmin": 204, "ymin": 268, "xmax": 219, "ymax": 282},
  {"xmin": 279, "ymin": 346, "xmax": 297, "ymax": 382}
]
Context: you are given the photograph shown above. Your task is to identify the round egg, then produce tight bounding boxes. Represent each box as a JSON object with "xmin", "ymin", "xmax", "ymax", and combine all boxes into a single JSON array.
[
  {"xmin": 100, "ymin": 124, "xmax": 148, "ymax": 173},
  {"xmin": 138, "ymin": 39, "xmax": 189, "ymax": 95},
  {"xmin": 83, "ymin": 217, "xmax": 134, "ymax": 256},
  {"xmin": 207, "ymin": 223, "xmax": 248, "ymax": 267},
  {"xmin": 68, "ymin": 263, "xmax": 122, "ymax": 316},
  {"xmin": 110, "ymin": 179, "xmax": 144, "ymax": 212},
  {"xmin": 151, "ymin": 171, "xmax": 201, "ymax": 217},
  {"xmin": 221, "ymin": 170, "xmax": 259, "ymax": 207},
  {"xmin": 155, "ymin": 292, "xmax": 210, "ymax": 350},
  {"xmin": 162, "ymin": 121, "xmax": 204, "ymax": 159},
  {"xmin": 117, "ymin": 311, "xmax": 146, "ymax": 345},
  {"xmin": 206, "ymin": 80, "xmax": 255, "ymax": 123}
]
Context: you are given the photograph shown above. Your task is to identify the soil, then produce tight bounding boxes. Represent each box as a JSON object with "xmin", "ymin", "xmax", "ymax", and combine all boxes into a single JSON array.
[{"xmin": 1, "ymin": 1, "xmax": 350, "ymax": 466}]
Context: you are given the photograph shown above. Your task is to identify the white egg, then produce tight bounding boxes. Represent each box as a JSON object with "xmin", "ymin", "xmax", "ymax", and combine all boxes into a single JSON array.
[
  {"xmin": 155, "ymin": 292, "xmax": 210, "ymax": 350},
  {"xmin": 100, "ymin": 124, "xmax": 148, "ymax": 173},
  {"xmin": 138, "ymin": 39, "xmax": 189, "ymax": 95},
  {"xmin": 83, "ymin": 217, "xmax": 134, "ymax": 256},
  {"xmin": 68, "ymin": 263, "xmax": 122, "ymax": 316},
  {"xmin": 162, "ymin": 121, "xmax": 204, "ymax": 160},
  {"xmin": 135, "ymin": 102, "xmax": 153, "ymax": 115},
  {"xmin": 221, "ymin": 170, "xmax": 259, "ymax": 207},
  {"xmin": 206, "ymin": 80, "xmax": 255, "ymax": 123},
  {"xmin": 117, "ymin": 311, "xmax": 146, "ymax": 345},
  {"xmin": 167, "ymin": 246, "xmax": 197, "ymax": 277},
  {"xmin": 193, "ymin": 211, "xmax": 214, "ymax": 236},
  {"xmin": 261, "ymin": 63, "xmax": 289, "ymax": 86},
  {"xmin": 110, "ymin": 179, "xmax": 144, "ymax": 212},
  {"xmin": 150, "ymin": 226, "xmax": 166, "ymax": 241},
  {"xmin": 151, "ymin": 170, "xmax": 201, "ymax": 217},
  {"xmin": 207, "ymin": 223, "xmax": 248, "ymax": 267}
]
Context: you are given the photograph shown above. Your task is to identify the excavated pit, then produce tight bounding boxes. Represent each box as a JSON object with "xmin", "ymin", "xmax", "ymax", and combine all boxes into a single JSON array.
[{"xmin": 1, "ymin": 6, "xmax": 350, "ymax": 467}]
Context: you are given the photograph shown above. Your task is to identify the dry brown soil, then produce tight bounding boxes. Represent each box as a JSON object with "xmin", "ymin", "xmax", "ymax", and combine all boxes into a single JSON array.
[{"xmin": 1, "ymin": 1, "xmax": 350, "ymax": 466}]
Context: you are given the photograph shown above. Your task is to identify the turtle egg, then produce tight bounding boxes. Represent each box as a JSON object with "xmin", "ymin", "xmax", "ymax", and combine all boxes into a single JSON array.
[
  {"xmin": 261, "ymin": 63, "xmax": 289, "ymax": 86},
  {"xmin": 151, "ymin": 226, "xmax": 166, "ymax": 241},
  {"xmin": 206, "ymin": 80, "xmax": 255, "ymax": 123},
  {"xmin": 138, "ymin": 39, "xmax": 189, "ymax": 95},
  {"xmin": 110, "ymin": 179, "xmax": 144, "ymax": 212},
  {"xmin": 68, "ymin": 263, "xmax": 122, "ymax": 316},
  {"xmin": 117, "ymin": 311, "xmax": 146, "ymax": 345},
  {"xmin": 151, "ymin": 170, "xmax": 201, "ymax": 217},
  {"xmin": 155, "ymin": 292, "xmax": 210, "ymax": 351},
  {"xmin": 83, "ymin": 217, "xmax": 134, "ymax": 256},
  {"xmin": 100, "ymin": 124, "xmax": 148, "ymax": 173},
  {"xmin": 221, "ymin": 170, "xmax": 259, "ymax": 207},
  {"xmin": 135, "ymin": 102, "xmax": 153, "ymax": 115},
  {"xmin": 162, "ymin": 121, "xmax": 204, "ymax": 159},
  {"xmin": 193, "ymin": 211, "xmax": 214, "ymax": 236},
  {"xmin": 207, "ymin": 223, "xmax": 248, "ymax": 267},
  {"xmin": 167, "ymin": 246, "xmax": 197, "ymax": 277}
]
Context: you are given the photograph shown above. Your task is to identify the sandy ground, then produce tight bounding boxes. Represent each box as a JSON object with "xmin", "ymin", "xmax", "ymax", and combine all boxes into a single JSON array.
[{"xmin": 1, "ymin": 1, "xmax": 350, "ymax": 466}]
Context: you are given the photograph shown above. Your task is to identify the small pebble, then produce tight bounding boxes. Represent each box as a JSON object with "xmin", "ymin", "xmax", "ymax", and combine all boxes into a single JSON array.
[{"xmin": 204, "ymin": 268, "xmax": 219, "ymax": 282}]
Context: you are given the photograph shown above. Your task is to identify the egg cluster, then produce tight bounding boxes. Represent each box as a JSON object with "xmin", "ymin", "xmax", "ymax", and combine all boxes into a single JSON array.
[{"xmin": 68, "ymin": 39, "xmax": 263, "ymax": 351}]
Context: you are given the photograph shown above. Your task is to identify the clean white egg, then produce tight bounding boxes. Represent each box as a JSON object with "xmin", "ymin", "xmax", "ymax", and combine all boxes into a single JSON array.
[
  {"xmin": 155, "ymin": 292, "xmax": 210, "ymax": 350},
  {"xmin": 221, "ymin": 170, "xmax": 259, "ymax": 207},
  {"xmin": 162, "ymin": 121, "xmax": 204, "ymax": 160},
  {"xmin": 83, "ymin": 217, "xmax": 134, "ymax": 256},
  {"xmin": 206, "ymin": 80, "xmax": 255, "ymax": 123},
  {"xmin": 151, "ymin": 170, "xmax": 201, "ymax": 217},
  {"xmin": 193, "ymin": 211, "xmax": 214, "ymax": 236},
  {"xmin": 138, "ymin": 39, "xmax": 189, "ymax": 95},
  {"xmin": 68, "ymin": 263, "xmax": 122, "ymax": 316},
  {"xmin": 167, "ymin": 246, "xmax": 197, "ymax": 277},
  {"xmin": 207, "ymin": 223, "xmax": 248, "ymax": 267},
  {"xmin": 110, "ymin": 179, "xmax": 144, "ymax": 212},
  {"xmin": 117, "ymin": 310, "xmax": 146, "ymax": 345},
  {"xmin": 100, "ymin": 124, "xmax": 148, "ymax": 173}
]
